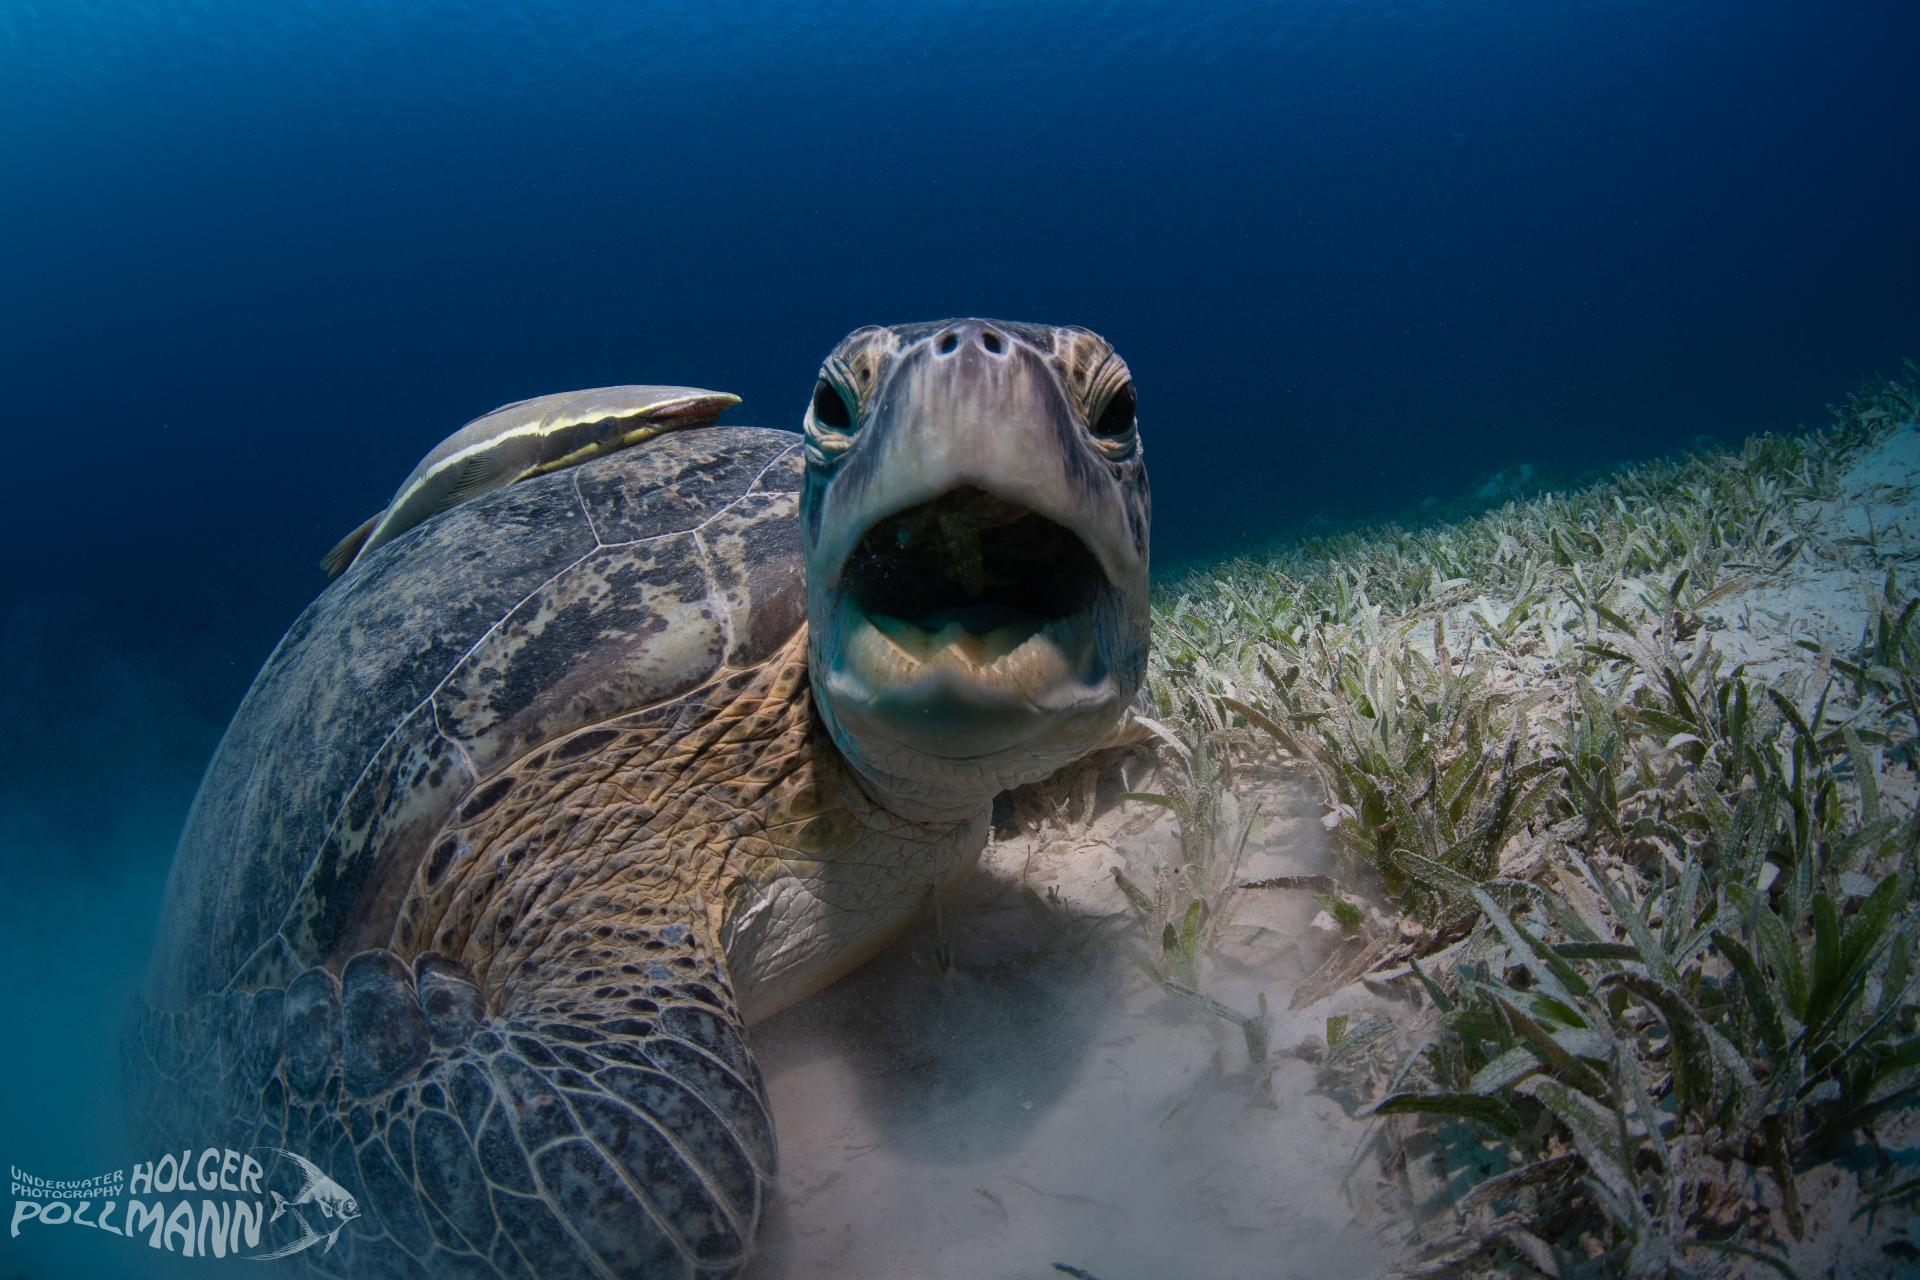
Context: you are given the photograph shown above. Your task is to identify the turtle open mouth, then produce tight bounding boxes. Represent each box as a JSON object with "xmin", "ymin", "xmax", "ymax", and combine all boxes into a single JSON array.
[{"xmin": 836, "ymin": 486, "xmax": 1110, "ymax": 700}]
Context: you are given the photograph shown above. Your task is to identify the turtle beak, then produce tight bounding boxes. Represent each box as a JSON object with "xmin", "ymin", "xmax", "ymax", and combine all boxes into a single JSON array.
[{"xmin": 805, "ymin": 320, "xmax": 1148, "ymax": 781}]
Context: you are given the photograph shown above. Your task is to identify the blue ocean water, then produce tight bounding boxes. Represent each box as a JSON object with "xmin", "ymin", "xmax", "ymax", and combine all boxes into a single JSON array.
[{"xmin": 2, "ymin": 1, "xmax": 1917, "ymax": 1275}]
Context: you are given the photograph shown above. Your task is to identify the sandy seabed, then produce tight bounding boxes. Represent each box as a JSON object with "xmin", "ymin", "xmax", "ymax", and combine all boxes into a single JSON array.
[
  {"xmin": 743, "ymin": 423, "xmax": 1920, "ymax": 1280},
  {"xmin": 743, "ymin": 763, "xmax": 1391, "ymax": 1280}
]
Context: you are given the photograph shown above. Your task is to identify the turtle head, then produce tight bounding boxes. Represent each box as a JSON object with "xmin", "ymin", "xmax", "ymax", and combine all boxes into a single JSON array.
[{"xmin": 801, "ymin": 319, "xmax": 1150, "ymax": 821}]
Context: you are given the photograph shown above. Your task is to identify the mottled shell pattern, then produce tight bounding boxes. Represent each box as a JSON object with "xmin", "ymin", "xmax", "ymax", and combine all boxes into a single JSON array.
[{"xmin": 151, "ymin": 428, "xmax": 806, "ymax": 1008}]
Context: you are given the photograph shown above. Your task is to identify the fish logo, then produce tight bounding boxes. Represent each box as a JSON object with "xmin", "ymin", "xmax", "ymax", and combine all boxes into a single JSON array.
[{"xmin": 245, "ymin": 1148, "xmax": 360, "ymax": 1260}]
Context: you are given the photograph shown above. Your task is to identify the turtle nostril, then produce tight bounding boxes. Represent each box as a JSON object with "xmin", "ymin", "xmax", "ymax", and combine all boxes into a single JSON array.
[
  {"xmin": 979, "ymin": 330, "xmax": 1005, "ymax": 355},
  {"xmin": 936, "ymin": 332, "xmax": 960, "ymax": 355}
]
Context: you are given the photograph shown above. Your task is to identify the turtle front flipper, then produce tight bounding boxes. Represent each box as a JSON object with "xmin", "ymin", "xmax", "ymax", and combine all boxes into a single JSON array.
[{"xmin": 133, "ymin": 939, "xmax": 774, "ymax": 1280}]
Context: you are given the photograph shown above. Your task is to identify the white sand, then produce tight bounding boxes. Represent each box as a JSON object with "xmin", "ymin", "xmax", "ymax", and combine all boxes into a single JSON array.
[{"xmin": 742, "ymin": 764, "xmax": 1395, "ymax": 1280}]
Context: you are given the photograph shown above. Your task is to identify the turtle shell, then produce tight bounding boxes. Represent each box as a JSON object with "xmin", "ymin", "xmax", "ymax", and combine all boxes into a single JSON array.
[{"xmin": 149, "ymin": 427, "xmax": 805, "ymax": 1008}]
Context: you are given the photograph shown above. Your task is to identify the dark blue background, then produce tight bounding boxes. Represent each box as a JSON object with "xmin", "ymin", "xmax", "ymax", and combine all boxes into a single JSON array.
[
  {"xmin": 4, "ymin": 0, "xmax": 1919, "ymax": 795},
  {"xmin": 1, "ymin": 5, "xmax": 1917, "ymax": 1271}
]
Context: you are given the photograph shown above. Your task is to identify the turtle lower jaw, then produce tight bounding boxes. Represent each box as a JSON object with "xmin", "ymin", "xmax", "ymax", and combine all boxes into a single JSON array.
[
  {"xmin": 850, "ymin": 608, "xmax": 1091, "ymax": 695},
  {"xmin": 831, "ymin": 602, "xmax": 1117, "ymax": 759}
]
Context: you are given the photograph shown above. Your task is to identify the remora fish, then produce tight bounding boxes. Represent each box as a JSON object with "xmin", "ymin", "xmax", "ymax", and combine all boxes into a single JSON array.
[{"xmin": 321, "ymin": 384, "xmax": 740, "ymax": 578}]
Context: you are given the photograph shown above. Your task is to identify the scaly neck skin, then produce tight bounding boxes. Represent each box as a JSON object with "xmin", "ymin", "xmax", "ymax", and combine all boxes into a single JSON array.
[
  {"xmin": 825, "ymin": 731, "xmax": 1011, "ymax": 827},
  {"xmin": 804, "ymin": 641, "xmax": 1023, "ymax": 828},
  {"xmin": 386, "ymin": 630, "xmax": 987, "ymax": 1023}
]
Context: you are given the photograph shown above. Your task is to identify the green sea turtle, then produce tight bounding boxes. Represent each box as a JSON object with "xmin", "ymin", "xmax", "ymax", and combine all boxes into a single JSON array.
[
  {"xmin": 322, "ymin": 385, "xmax": 741, "ymax": 579},
  {"xmin": 128, "ymin": 318, "xmax": 1150, "ymax": 1278}
]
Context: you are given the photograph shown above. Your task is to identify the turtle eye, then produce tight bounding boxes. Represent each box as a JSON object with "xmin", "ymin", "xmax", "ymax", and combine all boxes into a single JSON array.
[
  {"xmin": 811, "ymin": 377, "xmax": 855, "ymax": 431},
  {"xmin": 1089, "ymin": 382, "xmax": 1136, "ymax": 441}
]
